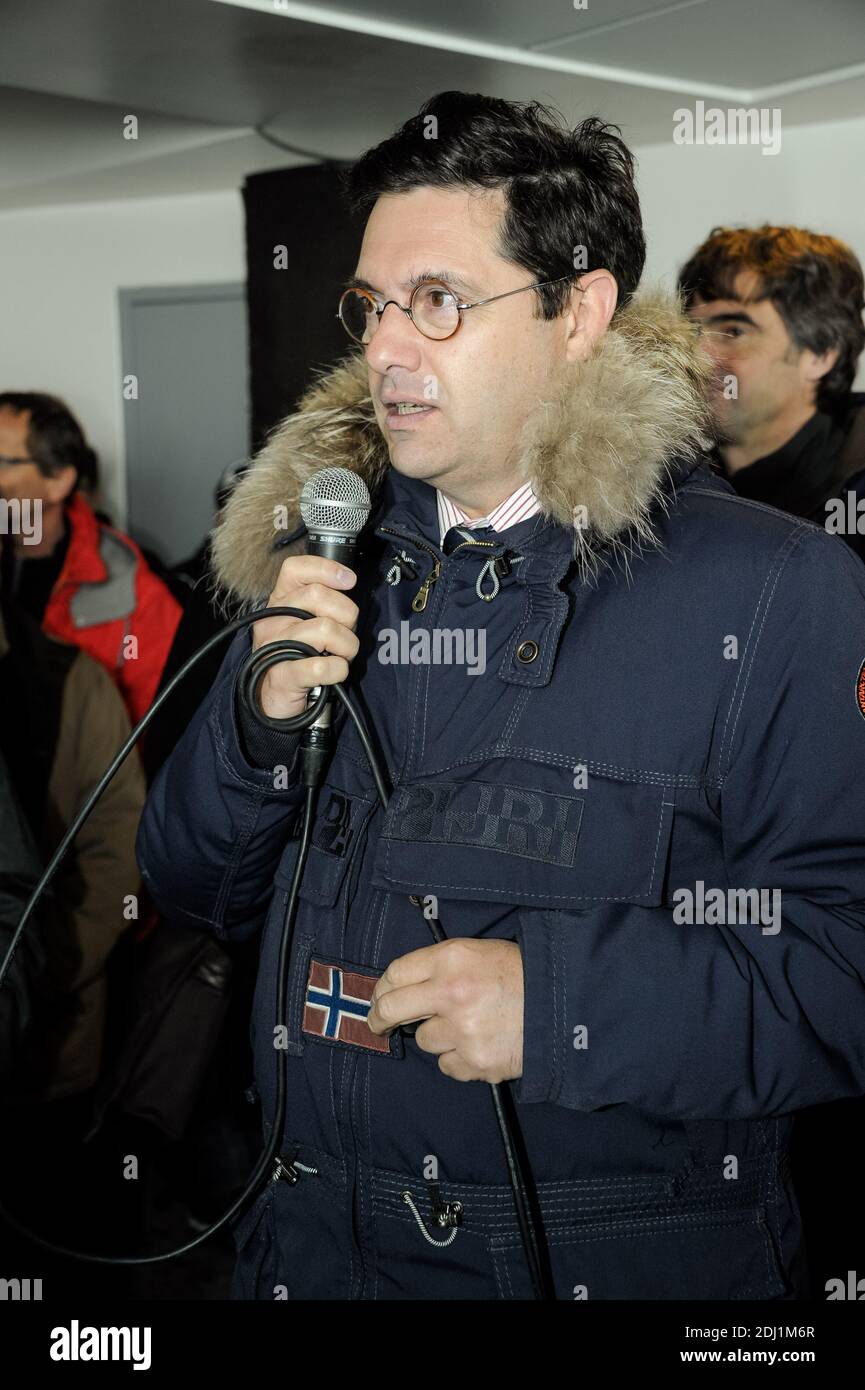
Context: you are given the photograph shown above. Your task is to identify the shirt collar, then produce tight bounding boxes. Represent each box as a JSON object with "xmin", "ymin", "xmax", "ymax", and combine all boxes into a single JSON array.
[{"xmin": 435, "ymin": 481, "xmax": 541, "ymax": 547}]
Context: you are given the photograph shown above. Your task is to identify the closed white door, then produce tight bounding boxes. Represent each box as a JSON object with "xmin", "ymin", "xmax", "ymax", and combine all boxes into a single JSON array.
[{"xmin": 120, "ymin": 281, "xmax": 248, "ymax": 567}]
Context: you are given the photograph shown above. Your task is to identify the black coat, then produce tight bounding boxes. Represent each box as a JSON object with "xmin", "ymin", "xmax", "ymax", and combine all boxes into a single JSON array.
[{"xmin": 720, "ymin": 393, "xmax": 865, "ymax": 562}]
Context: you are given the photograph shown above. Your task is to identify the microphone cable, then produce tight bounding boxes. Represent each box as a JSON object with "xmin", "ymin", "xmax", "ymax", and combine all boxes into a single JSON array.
[{"xmin": 0, "ymin": 608, "xmax": 553, "ymax": 1299}]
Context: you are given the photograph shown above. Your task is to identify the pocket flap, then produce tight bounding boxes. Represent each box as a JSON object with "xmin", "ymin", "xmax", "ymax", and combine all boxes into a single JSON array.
[{"xmin": 373, "ymin": 775, "xmax": 674, "ymax": 909}]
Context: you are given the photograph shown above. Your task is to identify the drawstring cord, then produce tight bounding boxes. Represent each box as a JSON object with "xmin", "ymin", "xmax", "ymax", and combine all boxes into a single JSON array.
[
  {"xmin": 476, "ymin": 558, "xmax": 500, "ymax": 602},
  {"xmin": 477, "ymin": 553, "xmax": 525, "ymax": 602},
  {"xmin": 388, "ymin": 547, "xmax": 524, "ymax": 603},
  {"xmin": 401, "ymin": 1190, "xmax": 462, "ymax": 1248},
  {"xmin": 385, "ymin": 550, "xmax": 418, "ymax": 586}
]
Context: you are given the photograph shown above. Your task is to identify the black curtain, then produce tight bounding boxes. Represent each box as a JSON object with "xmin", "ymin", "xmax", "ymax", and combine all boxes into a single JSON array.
[{"xmin": 243, "ymin": 163, "xmax": 367, "ymax": 451}]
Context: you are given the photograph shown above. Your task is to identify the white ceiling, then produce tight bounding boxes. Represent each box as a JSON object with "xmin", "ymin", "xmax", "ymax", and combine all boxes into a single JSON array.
[{"xmin": 1, "ymin": 0, "xmax": 864, "ymax": 208}]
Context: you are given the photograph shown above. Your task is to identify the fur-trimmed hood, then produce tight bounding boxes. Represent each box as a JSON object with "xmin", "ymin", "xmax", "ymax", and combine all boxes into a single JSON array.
[{"xmin": 211, "ymin": 290, "xmax": 713, "ymax": 604}]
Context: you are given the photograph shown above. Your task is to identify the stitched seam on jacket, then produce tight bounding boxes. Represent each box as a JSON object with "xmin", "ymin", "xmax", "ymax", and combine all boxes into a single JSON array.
[
  {"xmin": 716, "ymin": 524, "xmax": 808, "ymax": 783},
  {"xmin": 289, "ymin": 934, "xmax": 315, "ymax": 1046},
  {"xmin": 210, "ymin": 714, "xmax": 275, "ymax": 924},
  {"xmin": 502, "ymin": 583, "xmax": 534, "ymax": 686},
  {"xmin": 416, "ymin": 561, "xmax": 461, "ymax": 766},
  {"xmin": 364, "ymin": 1056, "xmax": 377, "ymax": 1301},
  {"xmin": 414, "ymin": 747, "xmax": 715, "ymax": 787},
  {"xmin": 372, "ymin": 1151, "xmax": 774, "ymax": 1186},
  {"xmin": 210, "ymin": 699, "xmax": 291, "ymax": 796},
  {"xmin": 501, "ymin": 683, "xmax": 532, "ymax": 745},
  {"xmin": 214, "ymin": 792, "xmax": 262, "ymax": 926},
  {"xmin": 329, "ymin": 1048, "xmax": 343, "ymax": 1168},
  {"xmin": 686, "ymin": 487, "xmax": 826, "ymax": 531},
  {"xmin": 648, "ymin": 799, "xmax": 675, "ymax": 893},
  {"xmin": 490, "ymin": 1210, "xmax": 758, "ymax": 1247},
  {"xmin": 553, "ymin": 922, "xmax": 567, "ymax": 1095},
  {"xmin": 382, "ymin": 848, "xmax": 660, "ymax": 900}
]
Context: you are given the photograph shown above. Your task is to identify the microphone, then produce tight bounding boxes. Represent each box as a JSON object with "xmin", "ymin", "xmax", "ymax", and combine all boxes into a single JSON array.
[
  {"xmin": 297, "ymin": 468, "xmax": 371, "ymax": 783},
  {"xmin": 299, "ymin": 467, "xmax": 371, "ymax": 568}
]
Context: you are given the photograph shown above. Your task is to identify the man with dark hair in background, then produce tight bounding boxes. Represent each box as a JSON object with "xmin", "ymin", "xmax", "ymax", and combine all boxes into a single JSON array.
[
  {"xmin": 0, "ymin": 391, "xmax": 182, "ymax": 724},
  {"xmin": 139, "ymin": 92, "xmax": 865, "ymax": 1301},
  {"xmin": 679, "ymin": 226, "xmax": 865, "ymax": 561}
]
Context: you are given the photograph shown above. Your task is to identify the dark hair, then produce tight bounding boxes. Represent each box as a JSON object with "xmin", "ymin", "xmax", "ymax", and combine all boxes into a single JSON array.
[
  {"xmin": 345, "ymin": 90, "xmax": 646, "ymax": 317},
  {"xmin": 678, "ymin": 225, "xmax": 865, "ymax": 413},
  {"xmin": 0, "ymin": 391, "xmax": 97, "ymax": 493}
]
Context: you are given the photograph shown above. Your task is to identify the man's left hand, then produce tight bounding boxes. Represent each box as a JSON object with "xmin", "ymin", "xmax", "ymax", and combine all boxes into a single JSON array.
[{"xmin": 366, "ymin": 938, "xmax": 524, "ymax": 1083}]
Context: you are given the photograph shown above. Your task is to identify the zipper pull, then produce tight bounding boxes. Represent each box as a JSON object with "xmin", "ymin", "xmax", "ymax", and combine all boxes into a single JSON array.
[
  {"xmin": 386, "ymin": 550, "xmax": 419, "ymax": 586},
  {"xmin": 272, "ymin": 1156, "xmax": 299, "ymax": 1185},
  {"xmin": 272, "ymin": 1154, "xmax": 319, "ymax": 1184},
  {"xmin": 428, "ymin": 1181, "xmax": 463, "ymax": 1229},
  {"xmin": 412, "ymin": 560, "xmax": 441, "ymax": 612}
]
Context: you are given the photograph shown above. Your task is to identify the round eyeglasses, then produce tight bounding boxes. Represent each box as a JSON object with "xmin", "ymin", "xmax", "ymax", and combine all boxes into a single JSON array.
[{"xmin": 337, "ymin": 274, "xmax": 577, "ymax": 344}]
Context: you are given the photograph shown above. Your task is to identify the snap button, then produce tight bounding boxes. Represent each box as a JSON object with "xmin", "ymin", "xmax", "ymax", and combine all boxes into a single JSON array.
[{"xmin": 516, "ymin": 639, "xmax": 539, "ymax": 664}]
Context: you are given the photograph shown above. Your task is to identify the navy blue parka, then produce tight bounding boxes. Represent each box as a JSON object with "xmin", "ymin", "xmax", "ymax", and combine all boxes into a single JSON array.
[{"xmin": 138, "ymin": 296, "xmax": 865, "ymax": 1300}]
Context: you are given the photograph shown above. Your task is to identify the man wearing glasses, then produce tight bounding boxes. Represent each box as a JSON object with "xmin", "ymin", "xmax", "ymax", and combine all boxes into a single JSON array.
[
  {"xmin": 0, "ymin": 392, "xmax": 181, "ymax": 724},
  {"xmin": 139, "ymin": 91, "xmax": 865, "ymax": 1300}
]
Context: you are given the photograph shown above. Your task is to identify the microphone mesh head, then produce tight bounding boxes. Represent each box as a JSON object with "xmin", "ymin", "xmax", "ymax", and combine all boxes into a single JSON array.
[{"xmin": 300, "ymin": 467, "xmax": 371, "ymax": 536}]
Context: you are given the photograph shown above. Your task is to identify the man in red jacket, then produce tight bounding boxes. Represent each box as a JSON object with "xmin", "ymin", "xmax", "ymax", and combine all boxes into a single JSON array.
[{"xmin": 0, "ymin": 392, "xmax": 181, "ymax": 724}]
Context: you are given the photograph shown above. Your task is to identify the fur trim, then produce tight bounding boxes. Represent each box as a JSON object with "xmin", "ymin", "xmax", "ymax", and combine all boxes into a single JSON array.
[{"xmin": 211, "ymin": 289, "xmax": 712, "ymax": 604}]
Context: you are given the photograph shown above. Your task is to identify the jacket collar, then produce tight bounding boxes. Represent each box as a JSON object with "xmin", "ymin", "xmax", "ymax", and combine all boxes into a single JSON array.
[
  {"xmin": 211, "ymin": 289, "xmax": 713, "ymax": 606},
  {"xmin": 56, "ymin": 493, "xmax": 108, "ymax": 589},
  {"xmin": 0, "ymin": 495, "xmax": 103, "ymax": 646},
  {"xmin": 374, "ymin": 467, "xmax": 574, "ymax": 582}
]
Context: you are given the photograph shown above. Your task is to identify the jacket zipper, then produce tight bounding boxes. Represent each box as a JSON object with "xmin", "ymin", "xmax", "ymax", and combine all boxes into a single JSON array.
[
  {"xmin": 378, "ymin": 526, "xmax": 443, "ymax": 612},
  {"xmin": 379, "ymin": 526, "xmax": 499, "ymax": 612},
  {"xmin": 449, "ymin": 537, "xmax": 498, "ymax": 554}
]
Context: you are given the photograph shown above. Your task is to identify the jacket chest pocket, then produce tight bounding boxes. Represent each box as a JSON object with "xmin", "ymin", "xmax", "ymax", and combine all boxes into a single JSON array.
[
  {"xmin": 371, "ymin": 771, "xmax": 675, "ymax": 909},
  {"xmin": 283, "ymin": 783, "xmax": 376, "ymax": 908}
]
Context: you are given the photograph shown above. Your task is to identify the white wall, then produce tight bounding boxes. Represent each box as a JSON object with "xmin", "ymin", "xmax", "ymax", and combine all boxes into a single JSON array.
[
  {"xmin": 0, "ymin": 190, "xmax": 244, "ymax": 523},
  {"xmin": 633, "ymin": 113, "xmax": 865, "ymax": 389}
]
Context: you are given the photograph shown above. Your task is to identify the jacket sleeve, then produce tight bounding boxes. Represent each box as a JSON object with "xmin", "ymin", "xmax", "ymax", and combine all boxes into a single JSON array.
[
  {"xmin": 516, "ymin": 528, "xmax": 865, "ymax": 1120},
  {"xmin": 43, "ymin": 653, "xmax": 146, "ymax": 997},
  {"xmin": 136, "ymin": 629, "xmax": 306, "ymax": 942}
]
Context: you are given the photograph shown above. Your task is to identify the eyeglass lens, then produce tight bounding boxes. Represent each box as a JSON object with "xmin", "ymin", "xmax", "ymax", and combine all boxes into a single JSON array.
[{"xmin": 340, "ymin": 284, "xmax": 461, "ymax": 343}]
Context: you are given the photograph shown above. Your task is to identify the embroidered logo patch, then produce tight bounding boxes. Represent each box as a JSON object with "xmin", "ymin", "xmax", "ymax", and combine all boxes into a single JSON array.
[
  {"xmin": 302, "ymin": 959, "xmax": 390, "ymax": 1054},
  {"xmin": 857, "ymin": 660, "xmax": 865, "ymax": 721},
  {"xmin": 386, "ymin": 780, "xmax": 583, "ymax": 867},
  {"xmin": 312, "ymin": 791, "xmax": 355, "ymax": 857}
]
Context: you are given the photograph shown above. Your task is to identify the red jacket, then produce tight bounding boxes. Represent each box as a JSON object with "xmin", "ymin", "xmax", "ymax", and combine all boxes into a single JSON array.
[{"xmin": 42, "ymin": 493, "xmax": 182, "ymax": 725}]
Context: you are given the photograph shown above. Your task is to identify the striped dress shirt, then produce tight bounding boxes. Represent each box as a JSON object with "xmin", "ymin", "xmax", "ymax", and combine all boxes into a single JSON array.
[{"xmin": 435, "ymin": 481, "xmax": 541, "ymax": 547}]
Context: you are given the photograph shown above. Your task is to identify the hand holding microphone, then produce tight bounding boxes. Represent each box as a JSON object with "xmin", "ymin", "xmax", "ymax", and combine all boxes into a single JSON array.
[
  {"xmin": 250, "ymin": 468, "xmax": 371, "ymax": 721},
  {"xmin": 252, "ymin": 556, "xmax": 359, "ymax": 721}
]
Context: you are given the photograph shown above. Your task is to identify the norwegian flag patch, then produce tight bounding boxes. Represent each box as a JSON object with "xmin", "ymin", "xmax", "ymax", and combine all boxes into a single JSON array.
[{"xmin": 302, "ymin": 959, "xmax": 392, "ymax": 1055}]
